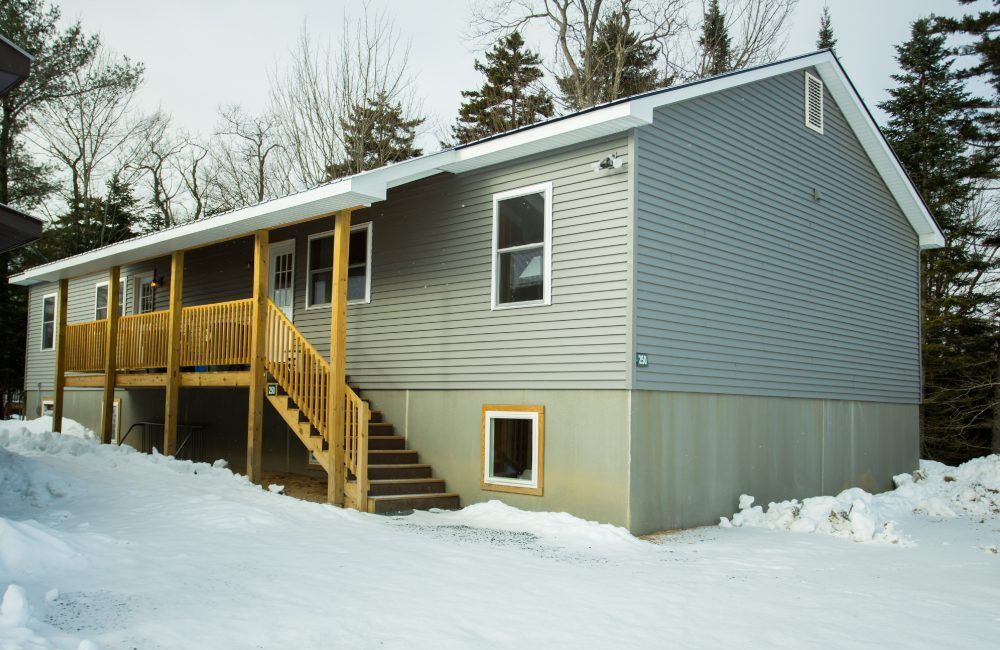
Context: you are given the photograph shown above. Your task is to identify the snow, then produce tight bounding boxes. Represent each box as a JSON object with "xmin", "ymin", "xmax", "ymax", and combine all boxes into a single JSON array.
[{"xmin": 1, "ymin": 419, "xmax": 998, "ymax": 649}]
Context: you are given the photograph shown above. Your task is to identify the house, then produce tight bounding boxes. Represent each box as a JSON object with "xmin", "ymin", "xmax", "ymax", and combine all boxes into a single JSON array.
[
  {"xmin": 0, "ymin": 34, "xmax": 43, "ymax": 253},
  {"xmin": 10, "ymin": 51, "xmax": 942, "ymax": 535}
]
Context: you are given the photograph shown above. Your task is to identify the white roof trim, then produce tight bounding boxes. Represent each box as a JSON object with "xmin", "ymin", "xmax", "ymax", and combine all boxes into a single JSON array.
[{"xmin": 11, "ymin": 50, "xmax": 942, "ymax": 286}]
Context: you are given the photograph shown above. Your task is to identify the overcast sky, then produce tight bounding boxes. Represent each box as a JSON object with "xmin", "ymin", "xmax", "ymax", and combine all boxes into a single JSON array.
[{"xmin": 55, "ymin": 0, "xmax": 978, "ymax": 150}]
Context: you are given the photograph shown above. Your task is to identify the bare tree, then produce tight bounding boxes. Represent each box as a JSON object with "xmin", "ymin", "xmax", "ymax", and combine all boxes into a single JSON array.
[
  {"xmin": 137, "ymin": 112, "xmax": 186, "ymax": 230},
  {"xmin": 471, "ymin": 0, "xmax": 798, "ymax": 106},
  {"xmin": 269, "ymin": 6, "xmax": 420, "ymax": 188},
  {"xmin": 209, "ymin": 105, "xmax": 284, "ymax": 211},
  {"xmin": 29, "ymin": 45, "xmax": 146, "ymax": 209},
  {"xmin": 684, "ymin": 0, "xmax": 798, "ymax": 79},
  {"xmin": 472, "ymin": 0, "xmax": 687, "ymax": 109}
]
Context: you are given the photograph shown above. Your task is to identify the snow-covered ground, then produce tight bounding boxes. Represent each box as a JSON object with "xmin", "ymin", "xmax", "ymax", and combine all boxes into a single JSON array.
[{"xmin": 1, "ymin": 420, "xmax": 998, "ymax": 650}]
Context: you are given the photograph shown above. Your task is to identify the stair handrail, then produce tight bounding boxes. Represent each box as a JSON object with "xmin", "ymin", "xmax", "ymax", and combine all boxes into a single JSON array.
[
  {"xmin": 263, "ymin": 299, "xmax": 369, "ymax": 507},
  {"xmin": 263, "ymin": 300, "xmax": 330, "ymax": 439}
]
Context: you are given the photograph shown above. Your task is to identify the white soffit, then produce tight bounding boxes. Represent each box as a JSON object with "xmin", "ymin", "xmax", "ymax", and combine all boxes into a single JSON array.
[{"xmin": 11, "ymin": 51, "xmax": 942, "ymax": 286}]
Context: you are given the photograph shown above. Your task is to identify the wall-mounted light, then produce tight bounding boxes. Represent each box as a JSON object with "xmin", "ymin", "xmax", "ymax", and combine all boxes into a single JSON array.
[
  {"xmin": 592, "ymin": 153, "xmax": 625, "ymax": 173},
  {"xmin": 149, "ymin": 269, "xmax": 165, "ymax": 289}
]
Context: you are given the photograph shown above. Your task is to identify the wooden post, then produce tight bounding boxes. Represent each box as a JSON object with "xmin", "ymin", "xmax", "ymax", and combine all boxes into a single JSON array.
[
  {"xmin": 163, "ymin": 251, "xmax": 184, "ymax": 456},
  {"xmin": 327, "ymin": 209, "xmax": 352, "ymax": 505},
  {"xmin": 52, "ymin": 279, "xmax": 68, "ymax": 433},
  {"xmin": 247, "ymin": 230, "xmax": 268, "ymax": 484},
  {"xmin": 100, "ymin": 267, "xmax": 120, "ymax": 444}
]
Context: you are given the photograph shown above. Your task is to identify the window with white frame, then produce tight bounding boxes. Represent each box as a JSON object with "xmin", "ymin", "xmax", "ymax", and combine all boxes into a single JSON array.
[
  {"xmin": 41, "ymin": 293, "xmax": 56, "ymax": 350},
  {"xmin": 492, "ymin": 183, "xmax": 552, "ymax": 308},
  {"xmin": 306, "ymin": 222, "xmax": 372, "ymax": 307},
  {"xmin": 481, "ymin": 405, "xmax": 544, "ymax": 496},
  {"xmin": 95, "ymin": 279, "xmax": 126, "ymax": 320}
]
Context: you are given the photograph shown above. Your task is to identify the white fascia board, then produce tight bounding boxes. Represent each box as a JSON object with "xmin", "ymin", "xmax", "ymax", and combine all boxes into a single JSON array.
[
  {"xmin": 11, "ymin": 177, "xmax": 384, "ymax": 286},
  {"xmin": 813, "ymin": 58, "xmax": 945, "ymax": 249}
]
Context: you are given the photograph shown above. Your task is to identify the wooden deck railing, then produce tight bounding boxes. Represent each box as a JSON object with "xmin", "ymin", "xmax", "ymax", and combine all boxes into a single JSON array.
[
  {"xmin": 181, "ymin": 298, "xmax": 254, "ymax": 366},
  {"xmin": 264, "ymin": 299, "xmax": 369, "ymax": 496},
  {"xmin": 117, "ymin": 311, "xmax": 169, "ymax": 369},
  {"xmin": 264, "ymin": 300, "xmax": 330, "ymax": 438},
  {"xmin": 344, "ymin": 387, "xmax": 370, "ymax": 500},
  {"xmin": 65, "ymin": 320, "xmax": 106, "ymax": 372}
]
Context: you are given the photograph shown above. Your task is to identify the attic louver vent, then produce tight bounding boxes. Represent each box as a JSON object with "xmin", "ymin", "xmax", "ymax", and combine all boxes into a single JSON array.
[{"xmin": 804, "ymin": 72, "xmax": 824, "ymax": 134}]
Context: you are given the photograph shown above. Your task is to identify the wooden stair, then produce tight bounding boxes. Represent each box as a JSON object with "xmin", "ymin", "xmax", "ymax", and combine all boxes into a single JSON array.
[{"xmin": 267, "ymin": 375, "xmax": 459, "ymax": 514}]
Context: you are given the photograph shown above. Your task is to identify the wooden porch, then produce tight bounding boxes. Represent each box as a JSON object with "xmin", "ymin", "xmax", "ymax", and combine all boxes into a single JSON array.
[{"xmin": 46, "ymin": 208, "xmax": 459, "ymax": 513}]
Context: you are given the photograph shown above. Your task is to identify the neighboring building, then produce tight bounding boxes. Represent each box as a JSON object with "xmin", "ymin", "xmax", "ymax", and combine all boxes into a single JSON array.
[
  {"xmin": 10, "ymin": 51, "xmax": 942, "ymax": 534},
  {"xmin": 0, "ymin": 34, "xmax": 42, "ymax": 253}
]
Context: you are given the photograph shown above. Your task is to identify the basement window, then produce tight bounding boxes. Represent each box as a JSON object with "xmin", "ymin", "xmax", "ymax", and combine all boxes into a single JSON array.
[
  {"xmin": 41, "ymin": 293, "xmax": 56, "ymax": 351},
  {"xmin": 491, "ymin": 183, "xmax": 552, "ymax": 309},
  {"xmin": 481, "ymin": 405, "xmax": 544, "ymax": 496},
  {"xmin": 805, "ymin": 72, "xmax": 824, "ymax": 134},
  {"xmin": 306, "ymin": 222, "xmax": 372, "ymax": 308}
]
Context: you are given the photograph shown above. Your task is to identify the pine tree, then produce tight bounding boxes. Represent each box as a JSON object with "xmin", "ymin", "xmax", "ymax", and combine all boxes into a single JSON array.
[
  {"xmin": 699, "ymin": 0, "xmax": 732, "ymax": 78},
  {"xmin": 879, "ymin": 18, "xmax": 999, "ymax": 463},
  {"xmin": 556, "ymin": 11, "xmax": 666, "ymax": 111},
  {"xmin": 817, "ymin": 5, "xmax": 837, "ymax": 53},
  {"xmin": 327, "ymin": 92, "xmax": 424, "ymax": 179},
  {"xmin": 453, "ymin": 32, "xmax": 553, "ymax": 144}
]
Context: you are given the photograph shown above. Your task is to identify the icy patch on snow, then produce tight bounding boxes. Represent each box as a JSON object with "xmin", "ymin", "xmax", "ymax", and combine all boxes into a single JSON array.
[
  {"xmin": 400, "ymin": 500, "xmax": 644, "ymax": 553},
  {"xmin": 721, "ymin": 454, "xmax": 1000, "ymax": 544}
]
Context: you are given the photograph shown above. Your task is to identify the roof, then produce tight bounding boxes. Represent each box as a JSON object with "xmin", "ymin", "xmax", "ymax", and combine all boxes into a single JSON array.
[
  {"xmin": 10, "ymin": 50, "xmax": 945, "ymax": 287},
  {"xmin": 0, "ymin": 202, "xmax": 43, "ymax": 254},
  {"xmin": 0, "ymin": 33, "xmax": 32, "ymax": 96}
]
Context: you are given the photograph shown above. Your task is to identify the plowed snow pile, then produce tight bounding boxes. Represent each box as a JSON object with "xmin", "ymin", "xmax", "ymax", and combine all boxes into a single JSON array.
[{"xmin": 721, "ymin": 455, "xmax": 1000, "ymax": 544}]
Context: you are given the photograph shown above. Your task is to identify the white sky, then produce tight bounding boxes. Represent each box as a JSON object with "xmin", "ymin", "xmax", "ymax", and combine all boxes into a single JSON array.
[{"xmin": 55, "ymin": 0, "xmax": 978, "ymax": 150}]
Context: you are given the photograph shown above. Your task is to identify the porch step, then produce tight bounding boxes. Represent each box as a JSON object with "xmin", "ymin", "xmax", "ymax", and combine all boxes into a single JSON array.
[
  {"xmin": 368, "ymin": 422, "xmax": 394, "ymax": 435},
  {"xmin": 367, "ymin": 493, "xmax": 461, "ymax": 514},
  {"xmin": 367, "ymin": 478, "xmax": 446, "ymax": 496},
  {"xmin": 368, "ymin": 435, "xmax": 405, "ymax": 450},
  {"xmin": 368, "ymin": 449, "xmax": 418, "ymax": 464},
  {"xmin": 368, "ymin": 464, "xmax": 433, "ymax": 480}
]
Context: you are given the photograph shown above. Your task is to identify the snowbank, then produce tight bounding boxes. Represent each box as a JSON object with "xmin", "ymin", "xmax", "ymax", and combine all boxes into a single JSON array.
[
  {"xmin": 720, "ymin": 454, "xmax": 1000, "ymax": 544},
  {"xmin": 14, "ymin": 417, "xmax": 97, "ymax": 442}
]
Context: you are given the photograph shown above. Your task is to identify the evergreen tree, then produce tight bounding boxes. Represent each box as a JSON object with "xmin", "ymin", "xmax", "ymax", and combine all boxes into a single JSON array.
[
  {"xmin": 556, "ymin": 12, "xmax": 666, "ymax": 111},
  {"xmin": 327, "ymin": 92, "xmax": 423, "ymax": 179},
  {"xmin": 454, "ymin": 32, "xmax": 553, "ymax": 144},
  {"xmin": 879, "ymin": 18, "xmax": 999, "ymax": 463},
  {"xmin": 817, "ymin": 5, "xmax": 837, "ymax": 53},
  {"xmin": 0, "ymin": 0, "xmax": 102, "ymax": 410},
  {"xmin": 698, "ymin": 0, "xmax": 732, "ymax": 78}
]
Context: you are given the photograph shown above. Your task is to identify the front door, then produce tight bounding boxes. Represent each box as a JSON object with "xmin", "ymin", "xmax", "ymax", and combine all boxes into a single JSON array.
[{"xmin": 269, "ymin": 240, "xmax": 295, "ymax": 320}]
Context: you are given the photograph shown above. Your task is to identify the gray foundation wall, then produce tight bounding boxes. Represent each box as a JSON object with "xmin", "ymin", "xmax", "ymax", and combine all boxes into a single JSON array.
[
  {"xmin": 628, "ymin": 390, "xmax": 919, "ymax": 535},
  {"xmin": 364, "ymin": 388, "xmax": 631, "ymax": 528}
]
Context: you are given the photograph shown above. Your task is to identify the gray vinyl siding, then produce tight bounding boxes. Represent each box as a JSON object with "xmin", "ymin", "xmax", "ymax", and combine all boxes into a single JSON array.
[
  {"xmin": 633, "ymin": 68, "xmax": 921, "ymax": 403},
  {"xmin": 272, "ymin": 135, "xmax": 631, "ymax": 389}
]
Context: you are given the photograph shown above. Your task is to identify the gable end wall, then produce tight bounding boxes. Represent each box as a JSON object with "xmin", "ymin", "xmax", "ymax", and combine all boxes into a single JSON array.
[{"xmin": 633, "ymin": 67, "xmax": 921, "ymax": 403}]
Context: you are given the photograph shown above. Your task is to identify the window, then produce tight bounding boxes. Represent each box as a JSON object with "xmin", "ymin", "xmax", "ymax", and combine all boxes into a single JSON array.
[
  {"xmin": 135, "ymin": 273, "xmax": 156, "ymax": 314},
  {"xmin": 41, "ymin": 293, "xmax": 56, "ymax": 351},
  {"xmin": 41, "ymin": 398, "xmax": 54, "ymax": 417},
  {"xmin": 306, "ymin": 222, "xmax": 372, "ymax": 307},
  {"xmin": 805, "ymin": 72, "xmax": 824, "ymax": 134},
  {"xmin": 491, "ymin": 183, "xmax": 552, "ymax": 308},
  {"xmin": 95, "ymin": 279, "xmax": 127, "ymax": 320},
  {"xmin": 481, "ymin": 405, "xmax": 544, "ymax": 496}
]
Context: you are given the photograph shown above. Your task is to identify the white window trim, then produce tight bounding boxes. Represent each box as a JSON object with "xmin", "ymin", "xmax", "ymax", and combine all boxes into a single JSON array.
[
  {"xmin": 304, "ymin": 222, "xmax": 373, "ymax": 310},
  {"xmin": 133, "ymin": 272, "xmax": 154, "ymax": 314},
  {"xmin": 95, "ymin": 277, "xmax": 128, "ymax": 320},
  {"xmin": 805, "ymin": 71, "xmax": 824, "ymax": 135},
  {"xmin": 481, "ymin": 406, "xmax": 544, "ymax": 495},
  {"xmin": 40, "ymin": 293, "xmax": 57, "ymax": 351},
  {"xmin": 490, "ymin": 182, "xmax": 553, "ymax": 310}
]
